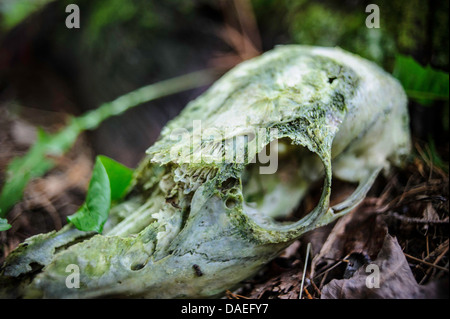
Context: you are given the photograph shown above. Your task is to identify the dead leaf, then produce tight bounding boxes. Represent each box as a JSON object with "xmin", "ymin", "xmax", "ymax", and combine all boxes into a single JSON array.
[
  {"xmin": 321, "ymin": 234, "xmax": 449, "ymax": 299},
  {"xmin": 246, "ymin": 266, "xmax": 304, "ymax": 299},
  {"xmin": 311, "ymin": 204, "xmax": 388, "ymax": 278}
]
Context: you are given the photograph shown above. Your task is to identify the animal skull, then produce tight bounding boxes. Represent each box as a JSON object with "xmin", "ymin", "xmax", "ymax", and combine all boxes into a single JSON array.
[{"xmin": 0, "ymin": 45, "xmax": 410, "ymax": 298}]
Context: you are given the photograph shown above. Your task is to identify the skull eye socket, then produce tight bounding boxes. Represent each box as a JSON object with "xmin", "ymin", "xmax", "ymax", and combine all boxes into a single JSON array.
[{"xmin": 241, "ymin": 137, "xmax": 325, "ymax": 224}]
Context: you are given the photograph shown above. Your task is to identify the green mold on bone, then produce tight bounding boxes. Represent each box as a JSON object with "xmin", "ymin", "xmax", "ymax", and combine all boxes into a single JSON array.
[{"xmin": 0, "ymin": 45, "xmax": 410, "ymax": 298}]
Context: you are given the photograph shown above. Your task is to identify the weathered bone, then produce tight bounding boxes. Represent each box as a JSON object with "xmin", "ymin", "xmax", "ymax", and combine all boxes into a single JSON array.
[{"xmin": 0, "ymin": 45, "xmax": 410, "ymax": 298}]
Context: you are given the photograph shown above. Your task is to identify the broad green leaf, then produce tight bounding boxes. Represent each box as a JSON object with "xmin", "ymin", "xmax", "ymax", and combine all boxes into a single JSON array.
[
  {"xmin": 67, "ymin": 156, "xmax": 133, "ymax": 233},
  {"xmin": 67, "ymin": 157, "xmax": 111, "ymax": 233},
  {"xmin": 97, "ymin": 155, "xmax": 133, "ymax": 201},
  {"xmin": 393, "ymin": 54, "xmax": 449, "ymax": 105}
]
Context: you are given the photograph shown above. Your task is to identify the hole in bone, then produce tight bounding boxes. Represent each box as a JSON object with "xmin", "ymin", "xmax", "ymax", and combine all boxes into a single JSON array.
[
  {"xmin": 28, "ymin": 262, "xmax": 44, "ymax": 273},
  {"xmin": 130, "ymin": 262, "xmax": 146, "ymax": 271},
  {"xmin": 225, "ymin": 197, "xmax": 238, "ymax": 209},
  {"xmin": 221, "ymin": 177, "xmax": 238, "ymax": 189},
  {"xmin": 241, "ymin": 137, "xmax": 325, "ymax": 224}
]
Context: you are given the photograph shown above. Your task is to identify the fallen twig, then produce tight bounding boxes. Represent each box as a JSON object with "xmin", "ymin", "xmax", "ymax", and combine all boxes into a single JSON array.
[
  {"xmin": 299, "ymin": 242, "xmax": 311, "ymax": 299},
  {"xmin": 404, "ymin": 253, "xmax": 449, "ymax": 272},
  {"xmin": 387, "ymin": 211, "xmax": 449, "ymax": 225}
]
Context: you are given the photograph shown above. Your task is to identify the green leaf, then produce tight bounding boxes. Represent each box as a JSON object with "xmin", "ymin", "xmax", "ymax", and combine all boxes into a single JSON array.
[
  {"xmin": 0, "ymin": 212, "xmax": 12, "ymax": 231},
  {"xmin": 67, "ymin": 156, "xmax": 133, "ymax": 233},
  {"xmin": 97, "ymin": 155, "xmax": 133, "ymax": 201},
  {"xmin": 68, "ymin": 157, "xmax": 111, "ymax": 233},
  {"xmin": 393, "ymin": 54, "xmax": 449, "ymax": 105}
]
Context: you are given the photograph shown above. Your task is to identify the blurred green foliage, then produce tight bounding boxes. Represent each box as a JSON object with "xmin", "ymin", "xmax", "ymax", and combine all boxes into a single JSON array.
[
  {"xmin": 251, "ymin": 0, "xmax": 448, "ymax": 70},
  {"xmin": 393, "ymin": 55, "xmax": 449, "ymax": 106},
  {"xmin": 2, "ymin": 0, "xmax": 448, "ymax": 70},
  {"xmin": 0, "ymin": 70, "xmax": 214, "ymax": 223},
  {"xmin": 0, "ymin": 0, "xmax": 56, "ymax": 30}
]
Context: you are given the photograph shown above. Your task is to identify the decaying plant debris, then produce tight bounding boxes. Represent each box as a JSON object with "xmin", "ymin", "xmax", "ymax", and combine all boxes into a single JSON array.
[
  {"xmin": 238, "ymin": 156, "xmax": 449, "ymax": 299},
  {"xmin": 0, "ymin": 45, "xmax": 448, "ymax": 298}
]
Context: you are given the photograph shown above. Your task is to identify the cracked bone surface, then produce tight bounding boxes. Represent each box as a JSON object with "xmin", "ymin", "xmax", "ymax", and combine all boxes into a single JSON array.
[{"xmin": 0, "ymin": 45, "xmax": 410, "ymax": 298}]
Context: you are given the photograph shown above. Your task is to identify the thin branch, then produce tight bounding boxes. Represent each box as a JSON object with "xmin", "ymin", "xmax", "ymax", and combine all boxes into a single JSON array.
[
  {"xmin": 299, "ymin": 242, "xmax": 311, "ymax": 299},
  {"xmin": 387, "ymin": 211, "xmax": 449, "ymax": 225},
  {"xmin": 404, "ymin": 253, "xmax": 449, "ymax": 272}
]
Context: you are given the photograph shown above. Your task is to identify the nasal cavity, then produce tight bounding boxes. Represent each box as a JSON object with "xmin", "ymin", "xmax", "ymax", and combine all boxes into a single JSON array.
[{"xmin": 241, "ymin": 138, "xmax": 325, "ymax": 224}]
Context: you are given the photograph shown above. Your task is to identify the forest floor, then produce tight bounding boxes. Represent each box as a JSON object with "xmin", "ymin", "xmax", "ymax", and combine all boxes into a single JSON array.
[{"xmin": 0, "ymin": 107, "xmax": 448, "ymax": 299}]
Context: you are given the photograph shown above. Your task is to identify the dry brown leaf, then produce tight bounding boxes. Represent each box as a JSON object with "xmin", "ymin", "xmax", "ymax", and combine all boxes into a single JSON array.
[
  {"xmin": 311, "ymin": 205, "xmax": 388, "ymax": 278},
  {"xmin": 321, "ymin": 234, "xmax": 449, "ymax": 299}
]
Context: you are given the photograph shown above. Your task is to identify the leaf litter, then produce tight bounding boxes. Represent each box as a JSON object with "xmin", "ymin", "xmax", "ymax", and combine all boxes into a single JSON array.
[
  {"xmin": 1, "ymin": 104, "xmax": 448, "ymax": 299},
  {"xmin": 236, "ymin": 148, "xmax": 449, "ymax": 299}
]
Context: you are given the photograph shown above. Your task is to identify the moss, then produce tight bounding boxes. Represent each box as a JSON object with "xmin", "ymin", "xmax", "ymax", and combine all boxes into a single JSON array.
[{"xmin": 251, "ymin": 0, "xmax": 447, "ymax": 71}]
